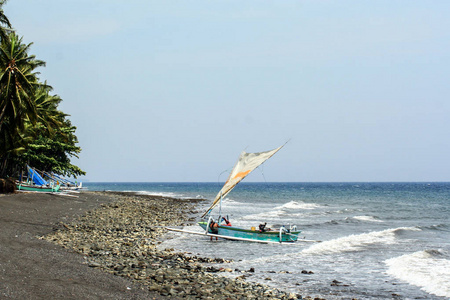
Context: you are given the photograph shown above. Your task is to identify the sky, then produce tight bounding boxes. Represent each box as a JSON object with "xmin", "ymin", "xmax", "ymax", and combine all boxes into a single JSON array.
[{"xmin": 5, "ymin": 1, "xmax": 450, "ymax": 182}]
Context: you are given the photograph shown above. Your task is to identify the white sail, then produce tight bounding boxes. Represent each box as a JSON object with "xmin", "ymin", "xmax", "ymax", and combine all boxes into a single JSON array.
[{"xmin": 201, "ymin": 145, "xmax": 284, "ymax": 217}]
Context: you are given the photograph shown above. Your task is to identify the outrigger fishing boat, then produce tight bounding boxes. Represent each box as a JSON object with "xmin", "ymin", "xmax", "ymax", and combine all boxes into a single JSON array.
[
  {"xmin": 16, "ymin": 165, "xmax": 60, "ymax": 192},
  {"xmin": 168, "ymin": 144, "xmax": 301, "ymax": 244},
  {"xmin": 17, "ymin": 183, "xmax": 60, "ymax": 192},
  {"xmin": 42, "ymin": 171, "xmax": 83, "ymax": 191}
]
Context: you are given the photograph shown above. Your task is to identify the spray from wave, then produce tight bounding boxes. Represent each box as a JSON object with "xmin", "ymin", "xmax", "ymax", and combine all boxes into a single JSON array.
[
  {"xmin": 301, "ymin": 227, "xmax": 421, "ymax": 255},
  {"xmin": 385, "ymin": 250, "xmax": 450, "ymax": 298},
  {"xmin": 353, "ymin": 215, "xmax": 384, "ymax": 223},
  {"xmin": 275, "ymin": 201, "xmax": 322, "ymax": 210},
  {"xmin": 134, "ymin": 191, "xmax": 183, "ymax": 198},
  {"xmin": 242, "ymin": 227, "xmax": 423, "ymax": 265},
  {"xmin": 242, "ymin": 201, "xmax": 322, "ymax": 220}
]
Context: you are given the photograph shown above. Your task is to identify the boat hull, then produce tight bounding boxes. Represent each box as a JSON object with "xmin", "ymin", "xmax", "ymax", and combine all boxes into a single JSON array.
[
  {"xmin": 198, "ymin": 222, "xmax": 300, "ymax": 243},
  {"xmin": 17, "ymin": 184, "xmax": 60, "ymax": 192}
]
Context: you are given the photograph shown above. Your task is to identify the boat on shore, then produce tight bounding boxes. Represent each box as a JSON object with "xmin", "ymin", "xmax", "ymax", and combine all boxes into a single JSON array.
[
  {"xmin": 42, "ymin": 172, "xmax": 83, "ymax": 191},
  {"xmin": 16, "ymin": 166, "xmax": 60, "ymax": 193},
  {"xmin": 17, "ymin": 183, "xmax": 60, "ymax": 192}
]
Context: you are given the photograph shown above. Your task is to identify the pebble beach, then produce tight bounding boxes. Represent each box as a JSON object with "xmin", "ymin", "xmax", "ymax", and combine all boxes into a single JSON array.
[{"xmin": 1, "ymin": 191, "xmax": 312, "ymax": 299}]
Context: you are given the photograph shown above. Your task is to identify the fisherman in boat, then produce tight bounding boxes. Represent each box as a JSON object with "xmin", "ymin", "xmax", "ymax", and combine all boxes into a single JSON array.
[
  {"xmin": 259, "ymin": 222, "xmax": 267, "ymax": 232},
  {"xmin": 221, "ymin": 217, "xmax": 232, "ymax": 226},
  {"xmin": 259, "ymin": 222, "xmax": 272, "ymax": 233}
]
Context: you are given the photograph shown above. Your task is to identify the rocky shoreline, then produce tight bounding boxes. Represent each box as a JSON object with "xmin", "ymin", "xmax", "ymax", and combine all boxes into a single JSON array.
[{"xmin": 42, "ymin": 192, "xmax": 313, "ymax": 299}]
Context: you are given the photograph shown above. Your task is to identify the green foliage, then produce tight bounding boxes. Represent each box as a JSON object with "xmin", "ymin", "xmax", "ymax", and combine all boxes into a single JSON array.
[
  {"xmin": 0, "ymin": 34, "xmax": 45, "ymax": 132},
  {"xmin": 19, "ymin": 121, "xmax": 86, "ymax": 177},
  {"xmin": 0, "ymin": 4, "xmax": 85, "ymax": 178},
  {"xmin": 0, "ymin": 1, "xmax": 12, "ymax": 42}
]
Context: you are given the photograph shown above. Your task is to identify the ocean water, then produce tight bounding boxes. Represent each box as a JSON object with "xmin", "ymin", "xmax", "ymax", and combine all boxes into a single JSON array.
[{"xmin": 84, "ymin": 182, "xmax": 450, "ymax": 299}]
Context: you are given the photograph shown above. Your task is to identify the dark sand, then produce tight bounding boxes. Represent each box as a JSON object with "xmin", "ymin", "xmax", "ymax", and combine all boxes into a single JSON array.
[{"xmin": 0, "ymin": 192, "xmax": 162, "ymax": 299}]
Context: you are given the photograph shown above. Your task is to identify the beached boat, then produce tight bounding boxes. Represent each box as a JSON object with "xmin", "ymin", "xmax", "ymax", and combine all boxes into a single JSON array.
[
  {"xmin": 16, "ymin": 166, "xmax": 60, "ymax": 192},
  {"xmin": 42, "ymin": 172, "xmax": 83, "ymax": 191},
  {"xmin": 167, "ymin": 144, "xmax": 301, "ymax": 244},
  {"xmin": 17, "ymin": 183, "xmax": 60, "ymax": 192}
]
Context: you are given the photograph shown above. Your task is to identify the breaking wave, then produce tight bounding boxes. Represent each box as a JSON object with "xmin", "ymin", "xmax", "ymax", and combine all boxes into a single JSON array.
[
  {"xmin": 242, "ymin": 201, "xmax": 321, "ymax": 220},
  {"xmin": 274, "ymin": 201, "xmax": 322, "ymax": 210},
  {"xmin": 301, "ymin": 227, "xmax": 421, "ymax": 255},
  {"xmin": 352, "ymin": 215, "xmax": 384, "ymax": 223},
  {"xmin": 385, "ymin": 250, "xmax": 450, "ymax": 298},
  {"xmin": 134, "ymin": 190, "xmax": 184, "ymax": 198},
  {"xmin": 125, "ymin": 190, "xmax": 206, "ymax": 200}
]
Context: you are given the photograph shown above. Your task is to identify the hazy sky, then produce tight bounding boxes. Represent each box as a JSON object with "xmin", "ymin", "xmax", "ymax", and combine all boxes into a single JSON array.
[{"xmin": 6, "ymin": 1, "xmax": 450, "ymax": 182}]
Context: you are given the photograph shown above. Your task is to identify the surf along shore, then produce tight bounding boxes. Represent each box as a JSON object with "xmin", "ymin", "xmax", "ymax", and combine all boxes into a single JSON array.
[{"xmin": 0, "ymin": 191, "xmax": 314, "ymax": 299}]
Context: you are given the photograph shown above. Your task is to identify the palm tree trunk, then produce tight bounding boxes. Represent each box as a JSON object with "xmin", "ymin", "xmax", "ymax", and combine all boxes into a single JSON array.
[
  {"xmin": 0, "ymin": 103, "xmax": 7, "ymax": 133},
  {"xmin": 0, "ymin": 155, "xmax": 8, "ymax": 178}
]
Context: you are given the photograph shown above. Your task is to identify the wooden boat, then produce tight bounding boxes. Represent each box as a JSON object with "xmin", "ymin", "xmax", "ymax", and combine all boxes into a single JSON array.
[
  {"xmin": 166, "ymin": 144, "xmax": 305, "ymax": 243},
  {"xmin": 17, "ymin": 183, "xmax": 60, "ymax": 192},
  {"xmin": 169, "ymin": 143, "xmax": 302, "ymax": 243},
  {"xmin": 43, "ymin": 172, "xmax": 83, "ymax": 191},
  {"xmin": 16, "ymin": 166, "xmax": 60, "ymax": 192},
  {"xmin": 198, "ymin": 221, "xmax": 300, "ymax": 243}
]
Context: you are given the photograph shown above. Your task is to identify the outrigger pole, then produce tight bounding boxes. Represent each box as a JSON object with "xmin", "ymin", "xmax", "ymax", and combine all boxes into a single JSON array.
[
  {"xmin": 165, "ymin": 227, "xmax": 321, "ymax": 244},
  {"xmin": 166, "ymin": 227, "xmax": 289, "ymax": 244}
]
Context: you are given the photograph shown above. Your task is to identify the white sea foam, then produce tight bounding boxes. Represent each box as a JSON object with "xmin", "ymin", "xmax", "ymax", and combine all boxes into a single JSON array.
[
  {"xmin": 301, "ymin": 227, "xmax": 421, "ymax": 255},
  {"xmin": 134, "ymin": 190, "xmax": 182, "ymax": 198},
  {"xmin": 353, "ymin": 215, "xmax": 384, "ymax": 223},
  {"xmin": 275, "ymin": 201, "xmax": 322, "ymax": 210},
  {"xmin": 385, "ymin": 250, "xmax": 450, "ymax": 298},
  {"xmin": 242, "ymin": 201, "xmax": 320, "ymax": 220}
]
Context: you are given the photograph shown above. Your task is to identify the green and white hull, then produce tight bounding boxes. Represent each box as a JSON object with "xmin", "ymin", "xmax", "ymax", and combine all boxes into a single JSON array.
[
  {"xmin": 17, "ymin": 183, "xmax": 60, "ymax": 192},
  {"xmin": 198, "ymin": 222, "xmax": 300, "ymax": 243}
]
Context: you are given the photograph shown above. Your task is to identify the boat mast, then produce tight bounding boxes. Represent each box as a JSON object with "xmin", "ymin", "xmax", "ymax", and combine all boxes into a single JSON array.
[{"xmin": 218, "ymin": 192, "xmax": 223, "ymax": 221}]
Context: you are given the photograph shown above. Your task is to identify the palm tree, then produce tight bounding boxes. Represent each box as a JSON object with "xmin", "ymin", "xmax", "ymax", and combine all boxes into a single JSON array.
[
  {"xmin": 32, "ymin": 83, "xmax": 67, "ymax": 136},
  {"xmin": 0, "ymin": 85, "xmax": 70, "ymax": 177},
  {"xmin": 0, "ymin": 118, "xmax": 32, "ymax": 176},
  {"xmin": 0, "ymin": 33, "xmax": 45, "ymax": 175},
  {"xmin": 0, "ymin": 5, "xmax": 85, "ymax": 178},
  {"xmin": 0, "ymin": 33, "xmax": 45, "ymax": 135},
  {"xmin": 0, "ymin": 0, "xmax": 12, "ymax": 42}
]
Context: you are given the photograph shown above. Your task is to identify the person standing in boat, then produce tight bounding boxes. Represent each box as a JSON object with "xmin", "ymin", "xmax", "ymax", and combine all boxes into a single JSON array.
[
  {"xmin": 221, "ymin": 217, "xmax": 232, "ymax": 226},
  {"xmin": 259, "ymin": 222, "xmax": 272, "ymax": 232}
]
